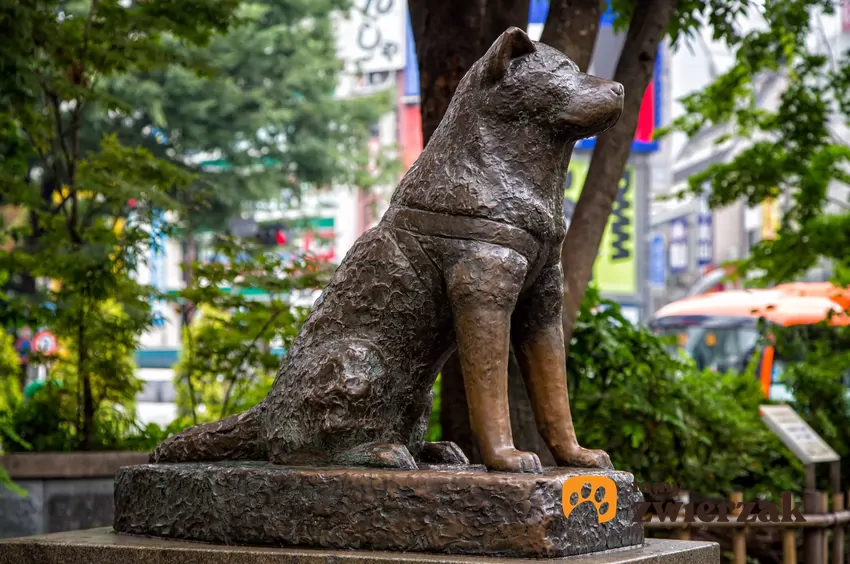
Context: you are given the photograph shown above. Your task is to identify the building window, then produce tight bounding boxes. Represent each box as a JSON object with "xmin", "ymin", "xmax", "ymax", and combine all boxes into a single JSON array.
[
  {"xmin": 138, "ymin": 381, "xmax": 177, "ymax": 404},
  {"xmin": 747, "ymin": 229, "xmax": 760, "ymax": 250}
]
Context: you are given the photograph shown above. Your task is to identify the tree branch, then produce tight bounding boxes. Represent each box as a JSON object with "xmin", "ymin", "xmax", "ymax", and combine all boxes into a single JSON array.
[
  {"xmin": 69, "ymin": 0, "xmax": 100, "ymax": 185},
  {"xmin": 220, "ymin": 306, "xmax": 285, "ymax": 417},
  {"xmin": 540, "ymin": 0, "xmax": 605, "ymax": 70},
  {"xmin": 561, "ymin": 0, "xmax": 677, "ymax": 348},
  {"xmin": 183, "ymin": 322, "xmax": 199, "ymax": 425},
  {"xmin": 47, "ymin": 93, "xmax": 73, "ymax": 177},
  {"xmin": 408, "ymin": 0, "xmax": 489, "ymax": 146}
]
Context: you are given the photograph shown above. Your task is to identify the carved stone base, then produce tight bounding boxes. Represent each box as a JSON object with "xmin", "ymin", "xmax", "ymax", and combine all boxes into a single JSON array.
[{"xmin": 112, "ymin": 462, "xmax": 644, "ymax": 558}]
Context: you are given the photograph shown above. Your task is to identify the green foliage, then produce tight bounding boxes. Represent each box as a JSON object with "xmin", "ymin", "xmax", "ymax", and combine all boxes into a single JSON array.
[
  {"xmin": 0, "ymin": 332, "xmax": 20, "ymax": 412},
  {"xmin": 0, "ymin": 0, "xmax": 396, "ymax": 459},
  {"xmin": 659, "ymin": 0, "xmax": 850, "ymax": 497},
  {"xmin": 2, "ymin": 382, "xmax": 73, "ymax": 452},
  {"xmin": 0, "ymin": 380, "xmax": 183, "ymax": 454},
  {"xmin": 767, "ymin": 321, "xmax": 850, "ymax": 488},
  {"xmin": 101, "ymin": 0, "xmax": 393, "ymax": 232},
  {"xmin": 424, "ymin": 374, "xmax": 441, "ymax": 442},
  {"xmin": 607, "ymin": 0, "xmax": 795, "ymax": 50},
  {"xmin": 0, "ymin": 0, "xmax": 242, "ymax": 449},
  {"xmin": 173, "ymin": 235, "xmax": 330, "ymax": 422},
  {"xmin": 568, "ymin": 286, "xmax": 802, "ymax": 497},
  {"xmin": 0, "ymin": 376, "xmax": 30, "ymax": 497},
  {"xmin": 661, "ymin": 0, "xmax": 850, "ymax": 286}
]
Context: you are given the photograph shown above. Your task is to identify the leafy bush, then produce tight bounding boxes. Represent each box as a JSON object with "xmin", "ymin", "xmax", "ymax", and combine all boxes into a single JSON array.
[
  {"xmin": 425, "ymin": 374, "xmax": 441, "ymax": 442},
  {"xmin": 567, "ymin": 286, "xmax": 802, "ymax": 498},
  {"xmin": 0, "ymin": 331, "xmax": 20, "ymax": 412},
  {"xmin": 173, "ymin": 235, "xmax": 331, "ymax": 422},
  {"xmin": 771, "ymin": 322, "xmax": 850, "ymax": 489},
  {"xmin": 0, "ymin": 380, "xmax": 179, "ymax": 455},
  {"xmin": 0, "ymin": 336, "xmax": 28, "ymax": 496}
]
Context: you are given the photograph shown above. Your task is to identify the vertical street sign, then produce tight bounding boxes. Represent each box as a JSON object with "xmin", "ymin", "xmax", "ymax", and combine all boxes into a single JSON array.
[
  {"xmin": 697, "ymin": 193, "xmax": 713, "ymax": 268},
  {"xmin": 649, "ymin": 233, "xmax": 666, "ymax": 289},
  {"xmin": 668, "ymin": 217, "xmax": 688, "ymax": 274}
]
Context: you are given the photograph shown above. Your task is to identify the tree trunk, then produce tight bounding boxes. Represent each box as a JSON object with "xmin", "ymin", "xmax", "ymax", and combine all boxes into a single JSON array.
[
  {"xmin": 561, "ymin": 0, "xmax": 676, "ymax": 351},
  {"xmin": 506, "ymin": 0, "xmax": 604, "ymax": 462},
  {"xmin": 408, "ymin": 0, "xmax": 489, "ymax": 146},
  {"xmin": 182, "ymin": 230, "xmax": 198, "ymax": 327},
  {"xmin": 407, "ymin": 0, "xmax": 530, "ymax": 463},
  {"xmin": 407, "ymin": 0, "xmax": 674, "ymax": 466},
  {"xmin": 408, "ymin": 0, "xmax": 531, "ymax": 144},
  {"xmin": 539, "ymin": 0, "xmax": 605, "ymax": 71},
  {"xmin": 82, "ymin": 373, "xmax": 94, "ymax": 449},
  {"xmin": 78, "ymin": 305, "xmax": 95, "ymax": 450}
]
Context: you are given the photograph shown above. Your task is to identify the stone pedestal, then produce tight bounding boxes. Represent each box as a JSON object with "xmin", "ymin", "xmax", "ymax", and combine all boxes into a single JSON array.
[
  {"xmin": 0, "ymin": 528, "xmax": 721, "ymax": 564},
  {"xmin": 113, "ymin": 463, "xmax": 643, "ymax": 558},
  {"xmin": 0, "ymin": 452, "xmax": 149, "ymax": 539}
]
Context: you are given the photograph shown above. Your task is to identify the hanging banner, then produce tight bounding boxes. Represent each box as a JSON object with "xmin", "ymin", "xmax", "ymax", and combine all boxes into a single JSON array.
[
  {"xmin": 336, "ymin": 0, "xmax": 406, "ymax": 74},
  {"xmin": 761, "ymin": 198, "xmax": 780, "ymax": 240},
  {"xmin": 565, "ymin": 160, "xmax": 637, "ymax": 295},
  {"xmin": 844, "ymin": 0, "xmax": 850, "ymax": 34}
]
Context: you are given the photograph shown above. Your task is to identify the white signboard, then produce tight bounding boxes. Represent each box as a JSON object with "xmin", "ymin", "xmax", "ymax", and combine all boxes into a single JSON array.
[
  {"xmin": 336, "ymin": 0, "xmax": 406, "ymax": 74},
  {"xmin": 760, "ymin": 404, "xmax": 840, "ymax": 465}
]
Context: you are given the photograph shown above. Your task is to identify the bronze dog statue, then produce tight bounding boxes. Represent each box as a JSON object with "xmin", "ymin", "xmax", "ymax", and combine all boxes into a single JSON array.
[{"xmin": 152, "ymin": 27, "xmax": 624, "ymax": 473}]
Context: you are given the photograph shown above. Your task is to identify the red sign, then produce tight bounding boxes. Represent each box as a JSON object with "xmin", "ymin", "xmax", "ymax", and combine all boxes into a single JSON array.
[
  {"xmin": 844, "ymin": 0, "xmax": 850, "ymax": 34},
  {"xmin": 33, "ymin": 330, "xmax": 58, "ymax": 356},
  {"xmin": 400, "ymin": 103, "xmax": 423, "ymax": 171},
  {"xmin": 635, "ymin": 81, "xmax": 656, "ymax": 145}
]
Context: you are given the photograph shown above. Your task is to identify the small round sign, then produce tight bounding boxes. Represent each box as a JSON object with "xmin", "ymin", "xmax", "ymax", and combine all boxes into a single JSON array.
[{"xmin": 32, "ymin": 330, "xmax": 58, "ymax": 356}]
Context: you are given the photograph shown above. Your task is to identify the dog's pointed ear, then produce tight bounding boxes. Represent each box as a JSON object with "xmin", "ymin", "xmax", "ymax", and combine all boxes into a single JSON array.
[{"xmin": 483, "ymin": 27, "xmax": 536, "ymax": 83}]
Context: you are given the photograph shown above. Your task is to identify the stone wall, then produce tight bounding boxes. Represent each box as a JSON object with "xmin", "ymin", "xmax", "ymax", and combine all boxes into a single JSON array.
[{"xmin": 0, "ymin": 452, "xmax": 148, "ymax": 539}]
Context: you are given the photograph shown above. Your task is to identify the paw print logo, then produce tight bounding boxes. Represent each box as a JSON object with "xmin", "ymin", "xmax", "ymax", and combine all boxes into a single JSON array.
[{"xmin": 562, "ymin": 476, "xmax": 618, "ymax": 524}]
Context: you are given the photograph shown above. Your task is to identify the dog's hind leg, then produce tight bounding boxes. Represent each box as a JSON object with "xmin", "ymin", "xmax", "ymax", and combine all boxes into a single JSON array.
[{"xmin": 266, "ymin": 339, "xmax": 423, "ymax": 469}]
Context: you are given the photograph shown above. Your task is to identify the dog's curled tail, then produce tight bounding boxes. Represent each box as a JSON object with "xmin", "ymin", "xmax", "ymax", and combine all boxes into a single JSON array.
[{"xmin": 150, "ymin": 404, "xmax": 266, "ymax": 463}]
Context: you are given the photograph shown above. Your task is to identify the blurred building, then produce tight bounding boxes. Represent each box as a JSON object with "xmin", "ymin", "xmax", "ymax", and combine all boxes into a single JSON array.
[{"xmin": 649, "ymin": 6, "xmax": 849, "ymax": 312}]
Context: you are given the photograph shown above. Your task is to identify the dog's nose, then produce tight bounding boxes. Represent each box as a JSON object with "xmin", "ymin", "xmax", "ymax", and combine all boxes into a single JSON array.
[{"xmin": 611, "ymin": 83, "xmax": 624, "ymax": 97}]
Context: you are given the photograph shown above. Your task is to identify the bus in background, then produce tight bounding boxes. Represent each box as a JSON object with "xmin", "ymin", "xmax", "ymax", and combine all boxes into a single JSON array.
[{"xmin": 649, "ymin": 284, "xmax": 850, "ymax": 400}]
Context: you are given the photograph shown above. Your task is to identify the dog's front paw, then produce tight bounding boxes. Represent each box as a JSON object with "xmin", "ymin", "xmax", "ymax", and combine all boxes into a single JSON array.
[
  {"xmin": 484, "ymin": 447, "xmax": 543, "ymax": 474},
  {"xmin": 555, "ymin": 446, "xmax": 613, "ymax": 470}
]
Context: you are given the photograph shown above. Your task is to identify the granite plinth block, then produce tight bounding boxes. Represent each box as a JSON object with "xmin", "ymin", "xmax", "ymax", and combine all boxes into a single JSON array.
[
  {"xmin": 0, "ymin": 528, "xmax": 721, "ymax": 564},
  {"xmin": 113, "ymin": 462, "xmax": 644, "ymax": 558}
]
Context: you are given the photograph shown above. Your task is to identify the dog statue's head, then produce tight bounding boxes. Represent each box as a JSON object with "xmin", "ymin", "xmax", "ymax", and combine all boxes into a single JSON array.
[{"xmin": 472, "ymin": 27, "xmax": 624, "ymax": 142}]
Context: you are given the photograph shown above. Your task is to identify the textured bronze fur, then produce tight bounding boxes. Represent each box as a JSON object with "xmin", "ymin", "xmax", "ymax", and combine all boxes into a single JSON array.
[{"xmin": 150, "ymin": 27, "xmax": 624, "ymax": 474}]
